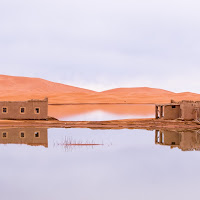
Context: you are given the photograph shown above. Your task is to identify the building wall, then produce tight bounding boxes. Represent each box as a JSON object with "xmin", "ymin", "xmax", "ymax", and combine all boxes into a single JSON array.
[
  {"xmin": 0, "ymin": 98, "xmax": 48, "ymax": 120},
  {"xmin": 163, "ymin": 105, "xmax": 180, "ymax": 120},
  {"xmin": 0, "ymin": 127, "xmax": 48, "ymax": 147},
  {"xmin": 180, "ymin": 101, "xmax": 196, "ymax": 120},
  {"xmin": 194, "ymin": 101, "xmax": 200, "ymax": 119}
]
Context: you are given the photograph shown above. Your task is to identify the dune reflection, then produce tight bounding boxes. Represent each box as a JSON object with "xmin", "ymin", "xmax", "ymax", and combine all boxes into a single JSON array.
[
  {"xmin": 0, "ymin": 127, "xmax": 48, "ymax": 147},
  {"xmin": 155, "ymin": 129, "xmax": 200, "ymax": 151},
  {"xmin": 49, "ymin": 104, "xmax": 155, "ymax": 120}
]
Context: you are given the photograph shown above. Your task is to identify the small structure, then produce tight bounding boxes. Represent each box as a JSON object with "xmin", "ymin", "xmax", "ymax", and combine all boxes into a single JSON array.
[
  {"xmin": 0, "ymin": 98, "xmax": 48, "ymax": 120},
  {"xmin": 155, "ymin": 100, "xmax": 200, "ymax": 121}
]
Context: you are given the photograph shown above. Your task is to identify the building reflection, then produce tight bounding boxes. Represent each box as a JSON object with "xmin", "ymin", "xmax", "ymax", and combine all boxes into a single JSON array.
[
  {"xmin": 0, "ymin": 127, "xmax": 48, "ymax": 147},
  {"xmin": 155, "ymin": 129, "xmax": 200, "ymax": 151}
]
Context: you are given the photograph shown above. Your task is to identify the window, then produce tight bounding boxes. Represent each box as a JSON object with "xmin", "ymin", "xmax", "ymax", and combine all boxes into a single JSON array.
[
  {"xmin": 172, "ymin": 105, "xmax": 176, "ymax": 109},
  {"xmin": 35, "ymin": 107, "xmax": 40, "ymax": 114},
  {"xmin": 20, "ymin": 107, "xmax": 25, "ymax": 114},
  {"xmin": 34, "ymin": 132, "xmax": 39, "ymax": 138},
  {"xmin": 20, "ymin": 132, "xmax": 25, "ymax": 138},
  {"xmin": 171, "ymin": 142, "xmax": 176, "ymax": 145},
  {"xmin": 2, "ymin": 132, "xmax": 7, "ymax": 138},
  {"xmin": 2, "ymin": 107, "xmax": 7, "ymax": 113}
]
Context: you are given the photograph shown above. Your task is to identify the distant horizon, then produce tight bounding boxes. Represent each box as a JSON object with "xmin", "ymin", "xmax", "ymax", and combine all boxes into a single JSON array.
[{"xmin": 1, "ymin": 73, "xmax": 199, "ymax": 94}]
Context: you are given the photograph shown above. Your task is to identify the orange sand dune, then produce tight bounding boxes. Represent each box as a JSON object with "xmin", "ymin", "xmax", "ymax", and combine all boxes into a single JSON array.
[
  {"xmin": 101, "ymin": 87, "xmax": 174, "ymax": 95},
  {"xmin": 0, "ymin": 74, "xmax": 95, "ymax": 98},
  {"xmin": 0, "ymin": 74, "xmax": 200, "ymax": 104}
]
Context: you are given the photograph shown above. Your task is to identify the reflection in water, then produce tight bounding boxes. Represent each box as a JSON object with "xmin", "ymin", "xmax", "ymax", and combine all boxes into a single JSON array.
[
  {"xmin": 155, "ymin": 130, "xmax": 200, "ymax": 151},
  {"xmin": 2, "ymin": 127, "xmax": 200, "ymax": 152},
  {"xmin": 57, "ymin": 136, "xmax": 105, "ymax": 151},
  {"xmin": 59, "ymin": 137, "xmax": 104, "ymax": 146},
  {"xmin": 0, "ymin": 127, "xmax": 48, "ymax": 147},
  {"xmin": 49, "ymin": 104, "xmax": 155, "ymax": 121},
  {"xmin": 60, "ymin": 110, "xmax": 154, "ymax": 121},
  {"xmin": 0, "ymin": 127, "xmax": 107, "ymax": 151},
  {"xmin": 1, "ymin": 128, "xmax": 200, "ymax": 199}
]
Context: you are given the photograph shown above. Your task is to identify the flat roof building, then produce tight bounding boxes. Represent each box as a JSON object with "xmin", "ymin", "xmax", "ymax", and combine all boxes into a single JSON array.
[
  {"xmin": 155, "ymin": 100, "xmax": 200, "ymax": 121},
  {"xmin": 0, "ymin": 98, "xmax": 48, "ymax": 120}
]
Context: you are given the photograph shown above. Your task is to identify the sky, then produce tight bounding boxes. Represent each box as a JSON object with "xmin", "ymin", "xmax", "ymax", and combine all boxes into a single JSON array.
[{"xmin": 0, "ymin": 0, "xmax": 200, "ymax": 92}]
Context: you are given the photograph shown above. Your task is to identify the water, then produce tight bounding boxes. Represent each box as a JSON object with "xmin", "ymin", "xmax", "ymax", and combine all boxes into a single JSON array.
[
  {"xmin": 60, "ymin": 110, "xmax": 154, "ymax": 121},
  {"xmin": 49, "ymin": 104, "xmax": 155, "ymax": 121},
  {"xmin": 0, "ymin": 127, "xmax": 200, "ymax": 200}
]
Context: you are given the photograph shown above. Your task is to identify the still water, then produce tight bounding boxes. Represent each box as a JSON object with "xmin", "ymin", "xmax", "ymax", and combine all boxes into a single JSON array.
[
  {"xmin": 60, "ymin": 110, "xmax": 154, "ymax": 121},
  {"xmin": 0, "ymin": 127, "xmax": 200, "ymax": 200},
  {"xmin": 49, "ymin": 104, "xmax": 155, "ymax": 121}
]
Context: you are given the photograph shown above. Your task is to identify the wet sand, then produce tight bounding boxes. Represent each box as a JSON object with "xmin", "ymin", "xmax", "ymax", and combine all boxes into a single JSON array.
[{"xmin": 0, "ymin": 118, "xmax": 199, "ymax": 131}]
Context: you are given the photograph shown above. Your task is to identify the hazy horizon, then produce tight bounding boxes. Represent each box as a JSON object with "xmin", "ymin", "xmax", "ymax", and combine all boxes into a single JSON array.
[
  {"xmin": 1, "ymin": 73, "xmax": 199, "ymax": 94},
  {"xmin": 1, "ymin": 0, "xmax": 200, "ymax": 92}
]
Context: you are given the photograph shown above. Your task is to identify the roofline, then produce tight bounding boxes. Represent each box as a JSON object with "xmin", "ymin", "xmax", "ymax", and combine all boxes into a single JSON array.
[
  {"xmin": 0, "ymin": 98, "xmax": 48, "ymax": 103},
  {"xmin": 155, "ymin": 104, "xmax": 180, "ymax": 106}
]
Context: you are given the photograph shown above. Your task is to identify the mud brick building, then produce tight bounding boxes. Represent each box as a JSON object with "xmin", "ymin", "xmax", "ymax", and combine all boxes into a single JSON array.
[
  {"xmin": 155, "ymin": 100, "xmax": 200, "ymax": 121},
  {"xmin": 0, "ymin": 98, "xmax": 48, "ymax": 120}
]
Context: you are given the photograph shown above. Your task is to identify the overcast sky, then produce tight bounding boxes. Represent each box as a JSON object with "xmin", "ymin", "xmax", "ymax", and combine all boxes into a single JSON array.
[{"xmin": 0, "ymin": 0, "xmax": 200, "ymax": 92}]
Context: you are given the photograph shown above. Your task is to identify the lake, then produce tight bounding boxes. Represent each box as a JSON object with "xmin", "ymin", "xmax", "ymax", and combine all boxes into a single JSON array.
[
  {"xmin": 48, "ymin": 104, "xmax": 155, "ymax": 121},
  {"xmin": 0, "ymin": 127, "xmax": 199, "ymax": 200}
]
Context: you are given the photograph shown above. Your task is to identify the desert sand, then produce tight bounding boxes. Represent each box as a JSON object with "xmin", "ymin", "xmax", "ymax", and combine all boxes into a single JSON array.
[
  {"xmin": 0, "ymin": 74, "xmax": 200, "ymax": 105},
  {"xmin": 0, "ymin": 118, "xmax": 199, "ymax": 131}
]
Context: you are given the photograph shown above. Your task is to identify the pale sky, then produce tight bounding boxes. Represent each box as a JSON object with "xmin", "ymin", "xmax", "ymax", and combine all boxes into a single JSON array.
[{"xmin": 1, "ymin": 0, "xmax": 200, "ymax": 92}]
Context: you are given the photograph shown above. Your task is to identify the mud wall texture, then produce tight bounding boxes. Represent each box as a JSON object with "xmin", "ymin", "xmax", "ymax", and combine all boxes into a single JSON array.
[
  {"xmin": 0, "ymin": 99, "xmax": 48, "ymax": 120},
  {"xmin": 163, "ymin": 105, "xmax": 181, "ymax": 120},
  {"xmin": 180, "ymin": 101, "xmax": 196, "ymax": 120}
]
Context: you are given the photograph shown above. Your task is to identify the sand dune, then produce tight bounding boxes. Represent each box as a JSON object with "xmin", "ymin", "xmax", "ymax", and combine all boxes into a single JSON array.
[
  {"xmin": 101, "ymin": 87, "xmax": 174, "ymax": 95},
  {"xmin": 0, "ymin": 74, "xmax": 200, "ymax": 104},
  {"xmin": 0, "ymin": 74, "xmax": 95, "ymax": 101}
]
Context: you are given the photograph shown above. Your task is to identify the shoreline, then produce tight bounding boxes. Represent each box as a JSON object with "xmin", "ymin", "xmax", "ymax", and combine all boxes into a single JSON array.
[
  {"xmin": 48, "ymin": 103, "xmax": 155, "ymax": 105},
  {"xmin": 0, "ymin": 118, "xmax": 199, "ymax": 131}
]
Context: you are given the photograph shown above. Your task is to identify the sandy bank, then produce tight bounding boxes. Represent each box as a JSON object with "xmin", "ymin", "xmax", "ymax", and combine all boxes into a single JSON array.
[{"xmin": 0, "ymin": 118, "xmax": 199, "ymax": 131}]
